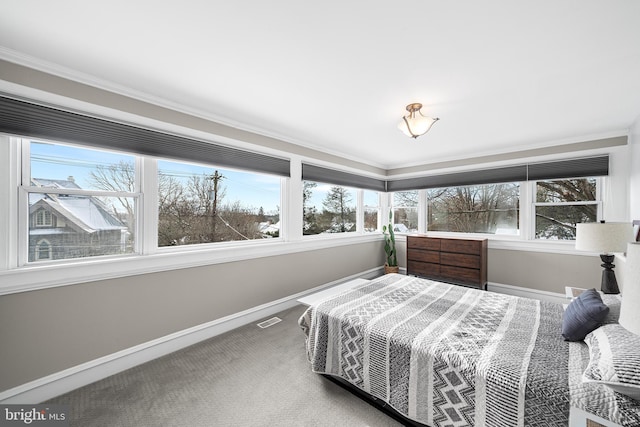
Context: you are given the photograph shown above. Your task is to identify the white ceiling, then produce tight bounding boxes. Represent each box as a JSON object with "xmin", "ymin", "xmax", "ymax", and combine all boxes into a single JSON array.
[{"xmin": 1, "ymin": 1, "xmax": 640, "ymax": 170}]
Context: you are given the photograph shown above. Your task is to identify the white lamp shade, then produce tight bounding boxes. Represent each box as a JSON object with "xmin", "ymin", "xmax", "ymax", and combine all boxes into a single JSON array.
[
  {"xmin": 620, "ymin": 242, "xmax": 640, "ymax": 335},
  {"xmin": 575, "ymin": 222, "xmax": 634, "ymax": 253},
  {"xmin": 398, "ymin": 115, "xmax": 438, "ymax": 138}
]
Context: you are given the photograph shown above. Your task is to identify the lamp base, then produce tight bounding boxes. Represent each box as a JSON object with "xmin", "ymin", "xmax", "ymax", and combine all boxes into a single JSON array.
[{"xmin": 600, "ymin": 254, "xmax": 620, "ymax": 294}]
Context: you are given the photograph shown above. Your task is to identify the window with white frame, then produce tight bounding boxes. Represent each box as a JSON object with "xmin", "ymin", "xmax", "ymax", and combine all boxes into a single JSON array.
[
  {"xmin": 393, "ymin": 191, "xmax": 418, "ymax": 233},
  {"xmin": 426, "ymin": 182, "xmax": 520, "ymax": 235},
  {"xmin": 157, "ymin": 159, "xmax": 281, "ymax": 246},
  {"xmin": 34, "ymin": 208, "xmax": 52, "ymax": 227},
  {"xmin": 23, "ymin": 140, "xmax": 138, "ymax": 263},
  {"xmin": 302, "ymin": 181, "xmax": 357, "ymax": 235},
  {"xmin": 35, "ymin": 239, "xmax": 52, "ymax": 260},
  {"xmin": 533, "ymin": 177, "xmax": 600, "ymax": 240}
]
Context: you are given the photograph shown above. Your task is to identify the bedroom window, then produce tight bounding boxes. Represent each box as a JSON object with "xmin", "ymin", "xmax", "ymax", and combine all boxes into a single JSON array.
[
  {"xmin": 303, "ymin": 181, "xmax": 357, "ymax": 235},
  {"xmin": 393, "ymin": 191, "xmax": 418, "ymax": 233},
  {"xmin": 23, "ymin": 140, "xmax": 138, "ymax": 263},
  {"xmin": 533, "ymin": 177, "xmax": 599, "ymax": 240},
  {"xmin": 426, "ymin": 182, "xmax": 520, "ymax": 235},
  {"xmin": 157, "ymin": 160, "xmax": 281, "ymax": 246}
]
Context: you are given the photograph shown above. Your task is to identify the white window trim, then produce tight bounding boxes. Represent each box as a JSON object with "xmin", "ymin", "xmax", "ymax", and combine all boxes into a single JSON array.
[{"xmin": 140, "ymin": 157, "xmax": 157, "ymax": 255}]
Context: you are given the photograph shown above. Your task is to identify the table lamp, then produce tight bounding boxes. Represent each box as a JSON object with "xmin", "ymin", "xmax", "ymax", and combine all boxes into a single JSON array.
[{"xmin": 575, "ymin": 221, "xmax": 634, "ymax": 294}]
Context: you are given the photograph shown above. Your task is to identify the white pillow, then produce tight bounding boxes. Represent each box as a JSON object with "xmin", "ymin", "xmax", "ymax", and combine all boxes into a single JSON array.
[{"xmin": 583, "ymin": 324, "xmax": 640, "ymax": 400}]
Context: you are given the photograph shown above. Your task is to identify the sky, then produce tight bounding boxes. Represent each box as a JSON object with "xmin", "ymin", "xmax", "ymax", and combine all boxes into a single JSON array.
[
  {"xmin": 29, "ymin": 141, "xmax": 282, "ymax": 214},
  {"xmin": 29, "ymin": 140, "xmax": 380, "ymax": 215}
]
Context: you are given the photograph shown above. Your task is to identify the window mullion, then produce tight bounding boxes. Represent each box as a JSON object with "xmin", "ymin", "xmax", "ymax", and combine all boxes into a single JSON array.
[
  {"xmin": 16, "ymin": 139, "xmax": 29, "ymax": 268},
  {"xmin": 522, "ymin": 181, "xmax": 532, "ymax": 240},
  {"xmin": 596, "ymin": 176, "xmax": 603, "ymax": 221},
  {"xmin": 24, "ymin": 187, "xmax": 139, "ymax": 198},
  {"xmin": 356, "ymin": 189, "xmax": 364, "ymax": 233},
  {"xmin": 418, "ymin": 189, "xmax": 427, "ymax": 234},
  {"xmin": 141, "ymin": 157, "xmax": 157, "ymax": 255},
  {"xmin": 533, "ymin": 201, "xmax": 599, "ymax": 207}
]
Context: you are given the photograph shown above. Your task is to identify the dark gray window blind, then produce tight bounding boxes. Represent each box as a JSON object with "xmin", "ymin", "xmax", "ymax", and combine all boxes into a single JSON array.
[
  {"xmin": 302, "ymin": 163, "xmax": 387, "ymax": 192},
  {"xmin": 526, "ymin": 156, "xmax": 609, "ymax": 181},
  {"xmin": 0, "ymin": 95, "xmax": 290, "ymax": 177},
  {"xmin": 387, "ymin": 165, "xmax": 528, "ymax": 192},
  {"xmin": 387, "ymin": 155, "xmax": 609, "ymax": 192}
]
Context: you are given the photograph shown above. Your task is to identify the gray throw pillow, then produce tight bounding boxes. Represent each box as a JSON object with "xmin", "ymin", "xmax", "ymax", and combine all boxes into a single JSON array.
[{"xmin": 562, "ymin": 288, "xmax": 609, "ymax": 341}]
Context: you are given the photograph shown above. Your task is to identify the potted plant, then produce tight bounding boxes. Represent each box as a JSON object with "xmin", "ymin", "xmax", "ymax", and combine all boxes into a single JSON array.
[{"xmin": 382, "ymin": 210, "xmax": 399, "ymax": 274}]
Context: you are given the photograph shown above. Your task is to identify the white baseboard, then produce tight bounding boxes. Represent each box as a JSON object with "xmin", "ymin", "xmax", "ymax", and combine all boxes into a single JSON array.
[
  {"xmin": 488, "ymin": 281, "xmax": 566, "ymax": 304},
  {"xmin": 0, "ymin": 268, "xmax": 381, "ymax": 404}
]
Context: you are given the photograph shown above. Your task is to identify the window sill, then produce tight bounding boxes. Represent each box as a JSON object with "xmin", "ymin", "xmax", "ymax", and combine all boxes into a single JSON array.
[{"xmin": 0, "ymin": 233, "xmax": 382, "ymax": 296}]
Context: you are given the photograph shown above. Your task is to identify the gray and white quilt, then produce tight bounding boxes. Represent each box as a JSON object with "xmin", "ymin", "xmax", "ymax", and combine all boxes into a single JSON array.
[{"xmin": 299, "ymin": 274, "xmax": 640, "ymax": 427}]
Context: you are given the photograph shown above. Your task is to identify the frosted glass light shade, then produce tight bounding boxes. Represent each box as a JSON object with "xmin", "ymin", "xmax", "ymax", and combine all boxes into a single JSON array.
[
  {"xmin": 575, "ymin": 222, "xmax": 634, "ymax": 253},
  {"xmin": 620, "ymin": 242, "xmax": 640, "ymax": 335},
  {"xmin": 398, "ymin": 115, "xmax": 439, "ymax": 138},
  {"xmin": 398, "ymin": 103, "xmax": 439, "ymax": 138}
]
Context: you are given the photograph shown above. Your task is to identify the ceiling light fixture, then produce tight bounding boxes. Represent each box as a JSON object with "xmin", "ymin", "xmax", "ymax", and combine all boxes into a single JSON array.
[{"xmin": 398, "ymin": 103, "xmax": 439, "ymax": 138}]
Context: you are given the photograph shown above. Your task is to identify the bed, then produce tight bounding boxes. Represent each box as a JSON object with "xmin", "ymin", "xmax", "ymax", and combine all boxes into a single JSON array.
[{"xmin": 299, "ymin": 274, "xmax": 640, "ymax": 427}]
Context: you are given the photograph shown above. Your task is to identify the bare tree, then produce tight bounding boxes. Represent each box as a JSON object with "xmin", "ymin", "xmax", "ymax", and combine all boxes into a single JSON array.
[
  {"xmin": 535, "ymin": 178, "xmax": 597, "ymax": 239},
  {"xmin": 427, "ymin": 183, "xmax": 519, "ymax": 233},
  {"xmin": 88, "ymin": 160, "xmax": 136, "ymax": 219}
]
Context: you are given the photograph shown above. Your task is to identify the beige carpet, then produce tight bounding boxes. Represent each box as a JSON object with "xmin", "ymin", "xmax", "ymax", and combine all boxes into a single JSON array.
[{"xmin": 48, "ymin": 305, "xmax": 404, "ymax": 426}]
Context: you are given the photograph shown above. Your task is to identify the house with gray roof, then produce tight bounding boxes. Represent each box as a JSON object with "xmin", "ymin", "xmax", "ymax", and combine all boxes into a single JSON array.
[{"xmin": 29, "ymin": 178, "xmax": 130, "ymax": 261}]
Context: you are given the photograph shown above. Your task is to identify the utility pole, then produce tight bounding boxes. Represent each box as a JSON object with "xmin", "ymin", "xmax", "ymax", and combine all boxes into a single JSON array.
[{"xmin": 209, "ymin": 170, "xmax": 224, "ymax": 241}]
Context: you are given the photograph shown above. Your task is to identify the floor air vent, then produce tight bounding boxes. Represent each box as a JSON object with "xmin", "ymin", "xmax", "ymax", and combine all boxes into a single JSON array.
[{"xmin": 257, "ymin": 317, "xmax": 282, "ymax": 328}]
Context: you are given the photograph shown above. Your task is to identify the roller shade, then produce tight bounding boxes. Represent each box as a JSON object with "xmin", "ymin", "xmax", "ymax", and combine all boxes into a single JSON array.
[
  {"xmin": 0, "ymin": 95, "xmax": 290, "ymax": 177},
  {"xmin": 526, "ymin": 156, "xmax": 609, "ymax": 180},
  {"xmin": 387, "ymin": 155, "xmax": 609, "ymax": 192},
  {"xmin": 387, "ymin": 165, "xmax": 527, "ymax": 192},
  {"xmin": 302, "ymin": 163, "xmax": 387, "ymax": 192}
]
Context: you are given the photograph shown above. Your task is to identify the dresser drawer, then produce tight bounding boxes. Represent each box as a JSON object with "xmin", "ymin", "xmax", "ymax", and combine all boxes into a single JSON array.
[
  {"xmin": 407, "ymin": 249, "xmax": 440, "ymax": 264},
  {"xmin": 408, "ymin": 236, "xmax": 440, "ymax": 251},
  {"xmin": 441, "ymin": 239, "xmax": 482, "ymax": 255},
  {"xmin": 440, "ymin": 265, "xmax": 481, "ymax": 285},
  {"xmin": 440, "ymin": 252, "xmax": 480, "ymax": 269},
  {"xmin": 408, "ymin": 260, "xmax": 440, "ymax": 277}
]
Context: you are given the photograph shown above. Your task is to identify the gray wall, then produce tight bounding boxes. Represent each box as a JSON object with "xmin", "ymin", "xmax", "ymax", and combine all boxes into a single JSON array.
[
  {"xmin": 487, "ymin": 248, "xmax": 602, "ymax": 293},
  {"xmin": 395, "ymin": 240, "xmax": 603, "ymax": 293},
  {"xmin": 0, "ymin": 241, "xmax": 385, "ymax": 392}
]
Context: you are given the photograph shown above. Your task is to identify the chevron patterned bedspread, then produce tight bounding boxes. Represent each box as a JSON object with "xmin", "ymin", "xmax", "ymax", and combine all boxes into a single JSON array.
[{"xmin": 299, "ymin": 274, "xmax": 638, "ymax": 427}]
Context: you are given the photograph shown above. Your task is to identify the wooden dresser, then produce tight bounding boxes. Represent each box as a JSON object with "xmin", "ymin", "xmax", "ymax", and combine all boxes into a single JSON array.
[{"xmin": 406, "ymin": 235, "xmax": 488, "ymax": 290}]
